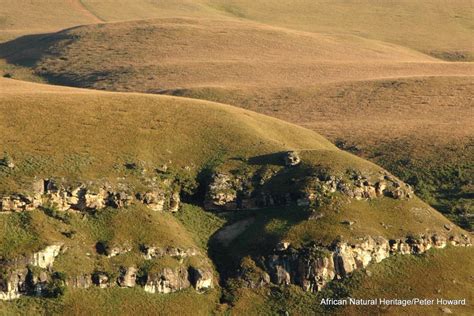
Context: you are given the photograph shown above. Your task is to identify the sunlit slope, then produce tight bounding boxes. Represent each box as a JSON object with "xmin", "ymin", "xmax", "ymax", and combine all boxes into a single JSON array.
[
  {"xmin": 2, "ymin": 0, "xmax": 472, "ymax": 61},
  {"xmin": 2, "ymin": 18, "xmax": 472, "ymax": 91},
  {"xmin": 0, "ymin": 0, "xmax": 102, "ymax": 42},
  {"xmin": 166, "ymin": 76, "xmax": 474, "ymax": 229},
  {"xmin": 173, "ymin": 76, "xmax": 474, "ymax": 146},
  {"xmin": 0, "ymin": 77, "xmax": 336, "ymax": 188},
  {"xmin": 204, "ymin": 0, "xmax": 474, "ymax": 61},
  {"xmin": 81, "ymin": 0, "xmax": 474, "ymax": 60}
]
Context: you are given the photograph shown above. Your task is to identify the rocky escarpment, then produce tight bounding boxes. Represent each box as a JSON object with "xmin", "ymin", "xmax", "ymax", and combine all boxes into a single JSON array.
[
  {"xmin": 238, "ymin": 233, "xmax": 471, "ymax": 292},
  {"xmin": 205, "ymin": 152, "xmax": 413, "ymax": 211},
  {"xmin": 0, "ymin": 244, "xmax": 63, "ymax": 300},
  {"xmin": 69, "ymin": 244, "xmax": 214, "ymax": 294},
  {"xmin": 0, "ymin": 178, "xmax": 181, "ymax": 213},
  {"xmin": 0, "ymin": 243, "xmax": 213, "ymax": 300}
]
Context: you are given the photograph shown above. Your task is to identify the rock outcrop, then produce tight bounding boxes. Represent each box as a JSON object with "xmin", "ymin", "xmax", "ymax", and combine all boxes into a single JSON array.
[
  {"xmin": 0, "ymin": 178, "xmax": 181, "ymax": 213},
  {"xmin": 189, "ymin": 267, "xmax": 214, "ymax": 292},
  {"xmin": 118, "ymin": 266, "xmax": 138, "ymax": 288},
  {"xmin": 205, "ymin": 168, "xmax": 414, "ymax": 211},
  {"xmin": 284, "ymin": 151, "xmax": 301, "ymax": 167},
  {"xmin": 30, "ymin": 245, "xmax": 62, "ymax": 269},
  {"xmin": 67, "ymin": 275, "xmax": 92, "ymax": 289},
  {"xmin": 144, "ymin": 267, "xmax": 190, "ymax": 294},
  {"xmin": 0, "ymin": 244, "xmax": 62, "ymax": 300},
  {"xmin": 142, "ymin": 245, "xmax": 198, "ymax": 260},
  {"xmin": 240, "ymin": 233, "xmax": 471, "ymax": 293},
  {"xmin": 0, "ymin": 269, "xmax": 28, "ymax": 300},
  {"xmin": 0, "ymin": 242, "xmax": 213, "ymax": 300}
]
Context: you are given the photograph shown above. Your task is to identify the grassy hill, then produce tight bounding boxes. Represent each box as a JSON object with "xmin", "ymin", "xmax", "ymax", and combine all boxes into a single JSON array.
[
  {"xmin": 0, "ymin": 77, "xmax": 335, "ymax": 189},
  {"xmin": 2, "ymin": 18, "xmax": 472, "ymax": 90},
  {"xmin": 1, "ymin": 78, "xmax": 469, "ymax": 315},
  {"xmin": 2, "ymin": 1, "xmax": 472, "ymax": 60},
  {"xmin": 204, "ymin": 0, "xmax": 474, "ymax": 61},
  {"xmin": 1, "ymin": 1, "xmax": 473, "ymax": 315},
  {"xmin": 1, "ymin": 17, "xmax": 471, "ymax": 229},
  {"xmin": 170, "ymin": 76, "xmax": 474, "ymax": 229}
]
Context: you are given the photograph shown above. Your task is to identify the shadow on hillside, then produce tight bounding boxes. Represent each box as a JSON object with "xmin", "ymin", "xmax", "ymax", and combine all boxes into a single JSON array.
[
  {"xmin": 206, "ymin": 206, "xmax": 309, "ymax": 287},
  {"xmin": 0, "ymin": 31, "xmax": 96, "ymax": 87},
  {"xmin": 0, "ymin": 32, "xmax": 62, "ymax": 66},
  {"xmin": 248, "ymin": 152, "xmax": 287, "ymax": 166}
]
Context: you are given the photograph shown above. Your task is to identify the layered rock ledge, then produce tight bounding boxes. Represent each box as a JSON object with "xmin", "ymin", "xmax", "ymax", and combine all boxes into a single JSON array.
[
  {"xmin": 239, "ymin": 233, "xmax": 471, "ymax": 292},
  {"xmin": 0, "ymin": 243, "xmax": 213, "ymax": 300},
  {"xmin": 205, "ymin": 167, "xmax": 413, "ymax": 211},
  {"xmin": 0, "ymin": 178, "xmax": 180, "ymax": 213}
]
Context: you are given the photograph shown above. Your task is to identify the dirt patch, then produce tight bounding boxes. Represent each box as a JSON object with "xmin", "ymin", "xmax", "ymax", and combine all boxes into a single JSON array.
[{"xmin": 213, "ymin": 218, "xmax": 255, "ymax": 247}]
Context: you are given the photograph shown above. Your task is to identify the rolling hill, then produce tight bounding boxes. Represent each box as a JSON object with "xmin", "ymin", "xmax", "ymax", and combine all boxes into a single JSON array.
[
  {"xmin": 2, "ymin": 17, "xmax": 472, "ymax": 89},
  {"xmin": 1, "ymin": 16, "xmax": 471, "ymax": 229},
  {"xmin": 2, "ymin": 1, "xmax": 472, "ymax": 60},
  {"xmin": 0, "ymin": 78, "xmax": 472, "ymax": 315},
  {"xmin": 0, "ymin": 1, "xmax": 473, "ymax": 315}
]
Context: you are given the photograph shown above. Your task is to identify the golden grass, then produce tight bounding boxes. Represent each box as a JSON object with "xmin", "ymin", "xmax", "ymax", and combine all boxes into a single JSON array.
[
  {"xmin": 3, "ymin": 18, "xmax": 472, "ymax": 91},
  {"xmin": 0, "ymin": 0, "xmax": 101, "ymax": 42},
  {"xmin": 2, "ymin": 1, "xmax": 472, "ymax": 60},
  {"xmin": 206, "ymin": 0, "xmax": 474, "ymax": 61},
  {"xmin": 284, "ymin": 197, "xmax": 464, "ymax": 247},
  {"xmin": 175, "ymin": 76, "xmax": 474, "ymax": 148}
]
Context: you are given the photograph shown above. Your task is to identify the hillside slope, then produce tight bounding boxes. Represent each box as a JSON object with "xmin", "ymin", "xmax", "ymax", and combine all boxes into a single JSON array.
[
  {"xmin": 2, "ymin": 18, "xmax": 472, "ymax": 90},
  {"xmin": 171, "ymin": 76, "xmax": 474, "ymax": 229},
  {"xmin": 1, "ymin": 18, "xmax": 471, "ymax": 229},
  {"xmin": 0, "ymin": 78, "xmax": 471, "ymax": 315},
  {"xmin": 2, "ymin": 1, "xmax": 472, "ymax": 60}
]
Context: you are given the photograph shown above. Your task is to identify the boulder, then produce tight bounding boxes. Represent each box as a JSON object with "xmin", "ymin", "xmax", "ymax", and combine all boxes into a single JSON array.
[
  {"xmin": 144, "ymin": 267, "xmax": 190, "ymax": 294},
  {"xmin": 118, "ymin": 267, "xmax": 137, "ymax": 288},
  {"xmin": 30, "ymin": 245, "xmax": 62, "ymax": 269},
  {"xmin": 190, "ymin": 267, "xmax": 213, "ymax": 292},
  {"xmin": 139, "ymin": 190, "xmax": 166, "ymax": 211},
  {"xmin": 169, "ymin": 191, "xmax": 181, "ymax": 212},
  {"xmin": 284, "ymin": 151, "xmax": 301, "ymax": 167},
  {"xmin": 0, "ymin": 269, "xmax": 28, "ymax": 301}
]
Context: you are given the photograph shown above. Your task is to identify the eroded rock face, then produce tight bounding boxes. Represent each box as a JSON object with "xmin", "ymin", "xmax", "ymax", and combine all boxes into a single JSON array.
[
  {"xmin": 205, "ymin": 173, "xmax": 239, "ymax": 209},
  {"xmin": 0, "ymin": 244, "xmax": 64, "ymax": 300},
  {"xmin": 104, "ymin": 244, "xmax": 132, "ymax": 258},
  {"xmin": 138, "ymin": 190, "xmax": 166, "ymax": 211},
  {"xmin": 67, "ymin": 275, "xmax": 92, "ymax": 289},
  {"xmin": 1, "ymin": 241, "xmax": 213, "ymax": 300},
  {"xmin": 243, "ymin": 233, "xmax": 471, "ymax": 293},
  {"xmin": 0, "ymin": 269, "xmax": 28, "ymax": 300},
  {"xmin": 30, "ymin": 245, "xmax": 62, "ymax": 269},
  {"xmin": 29, "ymin": 270, "xmax": 50, "ymax": 296},
  {"xmin": 204, "ymin": 168, "xmax": 414, "ymax": 211},
  {"xmin": 118, "ymin": 267, "xmax": 138, "ymax": 288},
  {"xmin": 284, "ymin": 151, "xmax": 301, "ymax": 167},
  {"xmin": 92, "ymin": 272, "xmax": 109, "ymax": 289},
  {"xmin": 142, "ymin": 246, "xmax": 198, "ymax": 260},
  {"xmin": 144, "ymin": 267, "xmax": 190, "ymax": 294},
  {"xmin": 190, "ymin": 267, "xmax": 214, "ymax": 292},
  {"xmin": 0, "ymin": 179, "xmax": 181, "ymax": 213}
]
